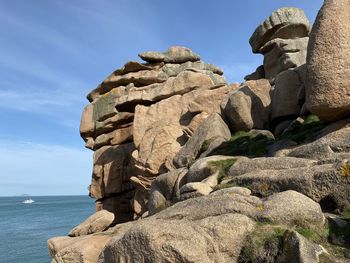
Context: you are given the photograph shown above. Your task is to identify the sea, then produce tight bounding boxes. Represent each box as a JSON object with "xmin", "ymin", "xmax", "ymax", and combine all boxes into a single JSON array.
[{"xmin": 0, "ymin": 195, "xmax": 95, "ymax": 263}]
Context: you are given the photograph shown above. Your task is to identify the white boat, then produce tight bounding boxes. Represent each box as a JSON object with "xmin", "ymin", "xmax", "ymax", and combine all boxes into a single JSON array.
[{"xmin": 22, "ymin": 198, "xmax": 35, "ymax": 204}]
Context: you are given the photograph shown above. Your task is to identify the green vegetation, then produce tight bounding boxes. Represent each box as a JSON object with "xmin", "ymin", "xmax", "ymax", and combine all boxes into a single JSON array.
[
  {"xmin": 205, "ymin": 115, "xmax": 326, "ymax": 159},
  {"xmin": 293, "ymin": 213, "xmax": 350, "ymax": 260},
  {"xmin": 208, "ymin": 158, "xmax": 236, "ymax": 183},
  {"xmin": 295, "ymin": 225, "xmax": 329, "ymax": 244},
  {"xmin": 278, "ymin": 115, "xmax": 326, "ymax": 144},
  {"xmin": 236, "ymin": 206, "xmax": 350, "ymax": 262},
  {"xmin": 239, "ymin": 224, "xmax": 284, "ymax": 263},
  {"xmin": 198, "ymin": 140, "xmax": 210, "ymax": 155},
  {"xmin": 209, "ymin": 131, "xmax": 275, "ymax": 158}
]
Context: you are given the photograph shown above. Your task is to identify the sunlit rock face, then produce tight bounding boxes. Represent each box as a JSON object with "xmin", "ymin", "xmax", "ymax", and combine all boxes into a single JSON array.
[
  {"xmin": 79, "ymin": 46, "xmax": 231, "ymax": 222},
  {"xmin": 248, "ymin": 7, "xmax": 310, "ymax": 80},
  {"xmin": 306, "ymin": 0, "xmax": 350, "ymax": 121}
]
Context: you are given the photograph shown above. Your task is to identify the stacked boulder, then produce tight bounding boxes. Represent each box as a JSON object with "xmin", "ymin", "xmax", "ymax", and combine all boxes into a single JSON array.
[
  {"xmin": 247, "ymin": 7, "xmax": 310, "ymax": 80},
  {"xmin": 238, "ymin": 7, "xmax": 311, "ymax": 135},
  {"xmin": 79, "ymin": 46, "xmax": 232, "ymax": 222}
]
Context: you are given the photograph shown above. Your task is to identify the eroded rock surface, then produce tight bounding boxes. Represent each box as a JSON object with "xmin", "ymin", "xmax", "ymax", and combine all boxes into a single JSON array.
[
  {"xmin": 221, "ymin": 79, "xmax": 271, "ymax": 132},
  {"xmin": 68, "ymin": 210, "xmax": 115, "ymax": 237},
  {"xmin": 249, "ymin": 7, "xmax": 310, "ymax": 80},
  {"xmin": 306, "ymin": 0, "xmax": 350, "ymax": 121},
  {"xmin": 79, "ymin": 46, "xmax": 229, "ymax": 223}
]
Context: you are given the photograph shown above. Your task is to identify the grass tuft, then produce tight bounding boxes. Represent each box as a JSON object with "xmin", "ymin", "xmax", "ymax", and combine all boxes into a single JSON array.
[
  {"xmin": 208, "ymin": 159, "xmax": 236, "ymax": 183},
  {"xmin": 278, "ymin": 115, "xmax": 326, "ymax": 143},
  {"xmin": 239, "ymin": 224, "xmax": 284, "ymax": 263},
  {"xmin": 209, "ymin": 131, "xmax": 274, "ymax": 158}
]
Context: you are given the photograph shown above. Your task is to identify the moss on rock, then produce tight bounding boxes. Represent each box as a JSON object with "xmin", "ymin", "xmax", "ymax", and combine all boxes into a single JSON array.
[
  {"xmin": 278, "ymin": 115, "xmax": 327, "ymax": 144},
  {"xmin": 209, "ymin": 131, "xmax": 275, "ymax": 158},
  {"xmin": 207, "ymin": 158, "xmax": 236, "ymax": 183},
  {"xmin": 238, "ymin": 224, "xmax": 284, "ymax": 263}
]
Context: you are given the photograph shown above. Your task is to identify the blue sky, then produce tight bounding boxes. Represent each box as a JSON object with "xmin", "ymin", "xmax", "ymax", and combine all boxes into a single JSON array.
[{"xmin": 0, "ymin": 0, "xmax": 323, "ymax": 196}]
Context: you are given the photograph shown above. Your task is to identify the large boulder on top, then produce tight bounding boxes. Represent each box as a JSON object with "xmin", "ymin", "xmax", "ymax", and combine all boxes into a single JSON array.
[
  {"xmin": 139, "ymin": 46, "xmax": 200, "ymax": 63},
  {"xmin": 249, "ymin": 7, "xmax": 310, "ymax": 80},
  {"xmin": 249, "ymin": 7, "xmax": 310, "ymax": 53},
  {"xmin": 306, "ymin": 0, "xmax": 350, "ymax": 121}
]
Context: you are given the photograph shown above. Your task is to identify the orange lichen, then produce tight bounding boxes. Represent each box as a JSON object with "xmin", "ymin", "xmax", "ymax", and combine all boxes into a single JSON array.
[{"xmin": 339, "ymin": 163, "xmax": 350, "ymax": 177}]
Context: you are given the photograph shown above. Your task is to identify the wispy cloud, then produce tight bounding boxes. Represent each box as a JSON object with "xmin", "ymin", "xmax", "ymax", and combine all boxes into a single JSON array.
[
  {"xmin": 0, "ymin": 140, "xmax": 92, "ymax": 196},
  {"xmin": 0, "ymin": 89, "xmax": 82, "ymax": 112},
  {"xmin": 0, "ymin": 50, "xmax": 89, "ymax": 122},
  {"xmin": 0, "ymin": 7, "xmax": 93, "ymax": 60},
  {"xmin": 55, "ymin": 0, "xmax": 164, "ymax": 49}
]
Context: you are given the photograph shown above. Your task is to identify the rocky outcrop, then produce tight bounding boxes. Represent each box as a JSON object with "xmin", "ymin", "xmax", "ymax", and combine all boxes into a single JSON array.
[
  {"xmin": 220, "ymin": 120, "xmax": 350, "ymax": 212},
  {"xmin": 306, "ymin": 0, "xmax": 350, "ymax": 121},
  {"xmin": 101, "ymin": 191, "xmax": 323, "ymax": 263},
  {"xmin": 79, "ymin": 46, "xmax": 230, "ymax": 222},
  {"xmin": 50, "ymin": 3, "xmax": 350, "ymax": 262},
  {"xmin": 49, "ymin": 190, "xmax": 326, "ymax": 263}
]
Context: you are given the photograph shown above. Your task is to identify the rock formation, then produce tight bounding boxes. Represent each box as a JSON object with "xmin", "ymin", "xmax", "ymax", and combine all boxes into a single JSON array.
[
  {"xmin": 79, "ymin": 46, "xmax": 230, "ymax": 222},
  {"xmin": 247, "ymin": 7, "xmax": 310, "ymax": 80},
  {"xmin": 49, "ymin": 3, "xmax": 350, "ymax": 263},
  {"xmin": 306, "ymin": 0, "xmax": 350, "ymax": 121}
]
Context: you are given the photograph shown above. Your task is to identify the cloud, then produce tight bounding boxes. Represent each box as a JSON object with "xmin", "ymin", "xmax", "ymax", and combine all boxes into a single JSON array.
[
  {"xmin": 0, "ymin": 140, "xmax": 92, "ymax": 196},
  {"xmin": 0, "ymin": 85, "xmax": 86, "ymax": 113},
  {"xmin": 55, "ymin": 0, "xmax": 164, "ymax": 48},
  {"xmin": 0, "ymin": 51, "xmax": 89, "ymax": 123},
  {"xmin": 0, "ymin": 6, "xmax": 93, "ymax": 60}
]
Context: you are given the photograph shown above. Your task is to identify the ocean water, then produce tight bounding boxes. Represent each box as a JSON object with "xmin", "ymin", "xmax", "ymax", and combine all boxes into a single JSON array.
[{"xmin": 0, "ymin": 195, "xmax": 95, "ymax": 263}]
